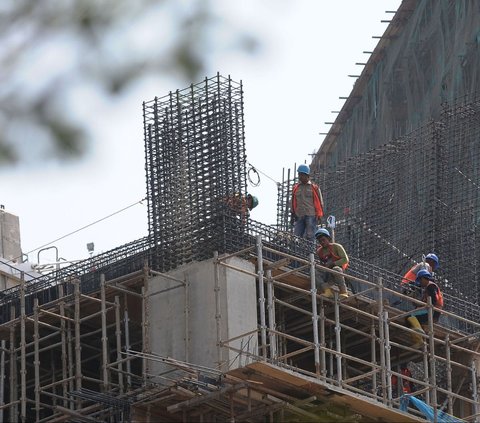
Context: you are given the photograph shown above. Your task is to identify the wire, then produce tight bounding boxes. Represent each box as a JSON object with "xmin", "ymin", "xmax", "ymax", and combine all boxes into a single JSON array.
[
  {"xmin": 9, "ymin": 197, "xmax": 147, "ymax": 265},
  {"xmin": 246, "ymin": 161, "xmax": 280, "ymax": 187}
]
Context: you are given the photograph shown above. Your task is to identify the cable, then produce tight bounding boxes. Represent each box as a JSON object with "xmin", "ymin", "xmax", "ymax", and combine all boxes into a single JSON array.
[
  {"xmin": 8, "ymin": 197, "xmax": 147, "ymax": 265},
  {"xmin": 246, "ymin": 161, "xmax": 280, "ymax": 187}
]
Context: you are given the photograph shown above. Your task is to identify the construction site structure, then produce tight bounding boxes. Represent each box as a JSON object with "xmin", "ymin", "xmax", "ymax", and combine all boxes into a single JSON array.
[
  {"xmin": 0, "ymin": 70, "xmax": 479, "ymax": 422},
  {"xmin": 314, "ymin": 0, "xmax": 480, "ymax": 168}
]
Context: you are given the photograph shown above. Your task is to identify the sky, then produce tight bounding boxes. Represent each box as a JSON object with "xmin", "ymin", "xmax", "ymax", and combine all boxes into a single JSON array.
[{"xmin": 1, "ymin": 0, "xmax": 402, "ymax": 267}]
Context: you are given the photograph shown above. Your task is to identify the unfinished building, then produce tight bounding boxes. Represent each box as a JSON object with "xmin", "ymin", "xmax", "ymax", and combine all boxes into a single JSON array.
[
  {"xmin": 0, "ymin": 72, "xmax": 479, "ymax": 422},
  {"xmin": 0, "ymin": 0, "xmax": 479, "ymax": 420}
]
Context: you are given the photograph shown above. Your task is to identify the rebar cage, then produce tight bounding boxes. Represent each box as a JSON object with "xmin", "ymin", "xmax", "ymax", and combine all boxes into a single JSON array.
[
  {"xmin": 143, "ymin": 74, "xmax": 247, "ymax": 272},
  {"xmin": 277, "ymin": 94, "xmax": 480, "ymax": 308}
]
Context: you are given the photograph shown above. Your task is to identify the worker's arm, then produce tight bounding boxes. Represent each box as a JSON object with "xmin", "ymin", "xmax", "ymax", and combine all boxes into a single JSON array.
[
  {"xmin": 316, "ymin": 185, "xmax": 325, "ymax": 211},
  {"xmin": 426, "ymin": 284, "xmax": 439, "ymax": 306},
  {"xmin": 332, "ymin": 244, "xmax": 349, "ymax": 268}
]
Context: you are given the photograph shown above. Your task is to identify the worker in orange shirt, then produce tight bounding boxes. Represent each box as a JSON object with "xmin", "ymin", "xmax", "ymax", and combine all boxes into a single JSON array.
[
  {"xmin": 290, "ymin": 164, "xmax": 324, "ymax": 242},
  {"xmin": 402, "ymin": 253, "xmax": 439, "ymax": 285}
]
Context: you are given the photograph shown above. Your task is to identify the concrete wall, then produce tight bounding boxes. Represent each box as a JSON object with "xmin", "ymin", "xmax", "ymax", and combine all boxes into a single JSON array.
[
  {"xmin": 148, "ymin": 256, "xmax": 257, "ymax": 373},
  {"xmin": 0, "ymin": 210, "xmax": 21, "ymax": 262}
]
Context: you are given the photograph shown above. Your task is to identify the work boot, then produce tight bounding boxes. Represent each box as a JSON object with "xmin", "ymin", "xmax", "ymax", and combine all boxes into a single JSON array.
[
  {"xmin": 322, "ymin": 288, "xmax": 334, "ymax": 298},
  {"xmin": 406, "ymin": 316, "xmax": 425, "ymax": 348},
  {"xmin": 339, "ymin": 286, "xmax": 349, "ymax": 299}
]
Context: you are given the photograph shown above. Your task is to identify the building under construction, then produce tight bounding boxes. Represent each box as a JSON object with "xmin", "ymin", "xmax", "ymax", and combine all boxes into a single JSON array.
[{"xmin": 0, "ymin": 1, "xmax": 479, "ymax": 422}]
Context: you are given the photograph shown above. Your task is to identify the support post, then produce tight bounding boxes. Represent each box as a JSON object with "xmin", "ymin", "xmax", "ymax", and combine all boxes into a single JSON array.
[
  {"xmin": 377, "ymin": 277, "xmax": 387, "ymax": 404},
  {"xmin": 256, "ymin": 235, "xmax": 267, "ymax": 359},
  {"xmin": 266, "ymin": 270, "xmax": 277, "ymax": 360},
  {"xmin": 34, "ymin": 298, "xmax": 40, "ymax": 422},
  {"xmin": 20, "ymin": 272, "xmax": 26, "ymax": 422},
  {"xmin": 427, "ymin": 297, "xmax": 437, "ymax": 420},
  {"xmin": 371, "ymin": 321, "xmax": 377, "ymax": 397},
  {"xmin": 114, "ymin": 296, "xmax": 124, "ymax": 393},
  {"xmin": 59, "ymin": 284, "xmax": 68, "ymax": 408},
  {"xmin": 384, "ymin": 310, "xmax": 392, "ymax": 405},
  {"xmin": 100, "ymin": 274, "xmax": 109, "ymax": 392},
  {"xmin": 214, "ymin": 251, "xmax": 223, "ymax": 370},
  {"xmin": 334, "ymin": 293, "xmax": 342, "ymax": 386},
  {"xmin": 74, "ymin": 279, "xmax": 82, "ymax": 404},
  {"xmin": 309, "ymin": 253, "xmax": 320, "ymax": 375}
]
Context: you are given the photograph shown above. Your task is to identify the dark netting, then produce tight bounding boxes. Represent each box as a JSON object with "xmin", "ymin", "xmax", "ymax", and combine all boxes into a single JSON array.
[{"xmin": 277, "ymin": 94, "xmax": 480, "ymax": 315}]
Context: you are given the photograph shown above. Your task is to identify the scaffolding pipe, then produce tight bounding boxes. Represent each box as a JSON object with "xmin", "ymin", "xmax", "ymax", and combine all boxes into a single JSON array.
[
  {"xmin": 58, "ymin": 284, "xmax": 68, "ymax": 409},
  {"xmin": 184, "ymin": 275, "xmax": 190, "ymax": 363},
  {"xmin": 20, "ymin": 272, "xmax": 26, "ymax": 422},
  {"xmin": 115, "ymin": 296, "xmax": 124, "ymax": 394},
  {"xmin": 377, "ymin": 277, "xmax": 387, "ymax": 404},
  {"xmin": 100, "ymin": 274, "xmax": 109, "ymax": 392},
  {"xmin": 214, "ymin": 251, "xmax": 223, "ymax": 370},
  {"xmin": 266, "ymin": 270, "xmax": 277, "ymax": 360},
  {"xmin": 334, "ymin": 293, "xmax": 342, "ymax": 385},
  {"xmin": 0, "ymin": 339, "xmax": 4, "ymax": 423},
  {"xmin": 320, "ymin": 298, "xmax": 326, "ymax": 377},
  {"xmin": 309, "ymin": 253, "xmax": 320, "ymax": 375},
  {"xmin": 471, "ymin": 360, "xmax": 479, "ymax": 423},
  {"xmin": 384, "ymin": 310, "xmax": 392, "ymax": 405},
  {"xmin": 34, "ymin": 298, "xmax": 40, "ymax": 422},
  {"xmin": 74, "ymin": 280, "xmax": 82, "ymax": 405},
  {"xmin": 256, "ymin": 235, "xmax": 267, "ymax": 359},
  {"xmin": 427, "ymin": 297, "xmax": 438, "ymax": 421},
  {"xmin": 124, "ymin": 293, "xmax": 131, "ymax": 388},
  {"xmin": 371, "ymin": 321, "xmax": 377, "ymax": 396}
]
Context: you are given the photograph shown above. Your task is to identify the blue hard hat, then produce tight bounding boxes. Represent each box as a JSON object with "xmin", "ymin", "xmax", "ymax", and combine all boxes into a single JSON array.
[
  {"xmin": 297, "ymin": 164, "xmax": 310, "ymax": 175},
  {"xmin": 425, "ymin": 253, "xmax": 439, "ymax": 270},
  {"xmin": 315, "ymin": 228, "xmax": 331, "ymax": 239},
  {"xmin": 416, "ymin": 269, "xmax": 433, "ymax": 281},
  {"xmin": 247, "ymin": 194, "xmax": 259, "ymax": 209}
]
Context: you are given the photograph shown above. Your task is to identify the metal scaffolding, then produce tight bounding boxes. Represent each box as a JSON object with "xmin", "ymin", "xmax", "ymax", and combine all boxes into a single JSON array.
[
  {"xmin": 278, "ymin": 94, "xmax": 480, "ymax": 309},
  {"xmin": 0, "ymin": 231, "xmax": 479, "ymax": 421}
]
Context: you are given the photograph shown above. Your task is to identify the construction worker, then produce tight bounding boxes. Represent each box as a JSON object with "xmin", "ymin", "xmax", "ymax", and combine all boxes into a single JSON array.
[
  {"xmin": 401, "ymin": 253, "xmax": 439, "ymax": 285},
  {"xmin": 290, "ymin": 164, "xmax": 324, "ymax": 242},
  {"xmin": 315, "ymin": 228, "xmax": 349, "ymax": 298},
  {"xmin": 225, "ymin": 193, "xmax": 258, "ymax": 222},
  {"xmin": 405, "ymin": 269, "xmax": 444, "ymax": 347},
  {"xmin": 392, "ymin": 366, "xmax": 414, "ymax": 396}
]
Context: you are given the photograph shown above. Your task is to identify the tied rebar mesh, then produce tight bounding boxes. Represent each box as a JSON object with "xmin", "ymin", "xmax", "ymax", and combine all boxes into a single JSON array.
[
  {"xmin": 277, "ymin": 94, "xmax": 480, "ymax": 309},
  {"xmin": 143, "ymin": 74, "xmax": 247, "ymax": 272}
]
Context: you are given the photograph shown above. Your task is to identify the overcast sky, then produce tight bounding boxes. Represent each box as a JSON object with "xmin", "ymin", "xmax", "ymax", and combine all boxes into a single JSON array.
[{"xmin": 1, "ymin": 0, "xmax": 402, "ymax": 266}]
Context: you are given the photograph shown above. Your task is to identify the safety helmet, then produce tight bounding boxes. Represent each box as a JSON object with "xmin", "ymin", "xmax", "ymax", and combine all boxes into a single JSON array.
[
  {"xmin": 315, "ymin": 228, "xmax": 331, "ymax": 240},
  {"xmin": 247, "ymin": 194, "xmax": 259, "ymax": 209},
  {"xmin": 297, "ymin": 164, "xmax": 310, "ymax": 175},
  {"xmin": 425, "ymin": 253, "xmax": 439, "ymax": 270},
  {"xmin": 416, "ymin": 269, "xmax": 433, "ymax": 281}
]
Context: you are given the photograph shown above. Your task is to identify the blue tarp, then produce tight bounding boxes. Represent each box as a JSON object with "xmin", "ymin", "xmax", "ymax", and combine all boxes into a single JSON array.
[{"xmin": 400, "ymin": 395, "xmax": 464, "ymax": 422}]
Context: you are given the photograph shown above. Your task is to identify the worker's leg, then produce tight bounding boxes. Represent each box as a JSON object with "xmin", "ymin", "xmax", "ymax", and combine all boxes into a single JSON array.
[
  {"xmin": 293, "ymin": 216, "xmax": 306, "ymax": 238},
  {"xmin": 332, "ymin": 266, "xmax": 348, "ymax": 298},
  {"xmin": 406, "ymin": 315, "xmax": 425, "ymax": 347},
  {"xmin": 317, "ymin": 272, "xmax": 334, "ymax": 298},
  {"xmin": 304, "ymin": 215, "xmax": 317, "ymax": 242}
]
